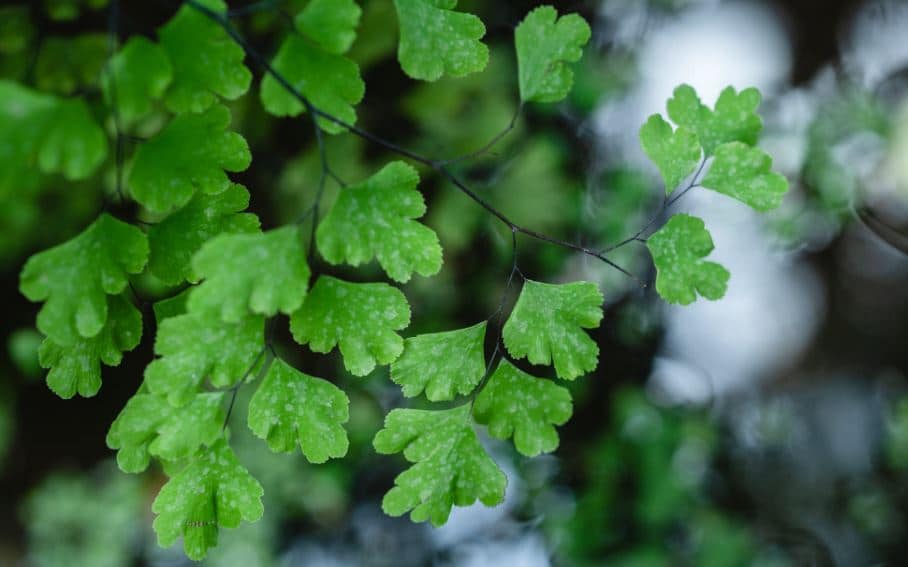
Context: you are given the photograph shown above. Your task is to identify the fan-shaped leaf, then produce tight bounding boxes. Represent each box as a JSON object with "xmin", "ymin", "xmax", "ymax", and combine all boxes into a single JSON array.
[
  {"xmin": 373, "ymin": 405, "xmax": 506, "ymax": 526},
  {"xmin": 129, "ymin": 104, "xmax": 250, "ymax": 213},
  {"xmin": 290, "ymin": 276, "xmax": 410, "ymax": 376},
  {"xmin": 247, "ymin": 358, "xmax": 349, "ymax": 463},
  {"xmin": 515, "ymin": 6, "xmax": 590, "ymax": 103},
  {"xmin": 20, "ymin": 214, "xmax": 148, "ymax": 345},
  {"xmin": 316, "ymin": 161, "xmax": 442, "ymax": 282},
  {"xmin": 152, "ymin": 440, "xmax": 263, "ymax": 561},
  {"xmin": 391, "ymin": 322, "xmax": 486, "ymax": 401},
  {"xmin": 473, "ymin": 359, "xmax": 572, "ymax": 457},
  {"xmin": 393, "ymin": 0, "xmax": 488, "ymax": 81},
  {"xmin": 502, "ymin": 280, "xmax": 603, "ymax": 380},
  {"xmin": 646, "ymin": 213, "xmax": 729, "ymax": 305}
]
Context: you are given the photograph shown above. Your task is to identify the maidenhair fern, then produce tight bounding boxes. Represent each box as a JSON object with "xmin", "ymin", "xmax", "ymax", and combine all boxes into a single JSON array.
[{"xmin": 14, "ymin": 0, "xmax": 789, "ymax": 560}]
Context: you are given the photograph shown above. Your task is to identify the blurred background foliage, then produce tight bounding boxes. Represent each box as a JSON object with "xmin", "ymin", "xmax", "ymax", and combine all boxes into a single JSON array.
[{"xmin": 3, "ymin": 0, "xmax": 908, "ymax": 565}]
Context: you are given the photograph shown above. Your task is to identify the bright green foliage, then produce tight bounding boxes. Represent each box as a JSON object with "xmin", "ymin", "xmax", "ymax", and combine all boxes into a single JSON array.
[
  {"xmin": 515, "ymin": 6, "xmax": 591, "ymax": 103},
  {"xmin": 503, "ymin": 280, "xmax": 604, "ymax": 380},
  {"xmin": 647, "ymin": 214, "xmax": 729, "ymax": 305},
  {"xmin": 316, "ymin": 161, "xmax": 442, "ymax": 282},
  {"xmin": 640, "ymin": 114, "xmax": 701, "ymax": 194},
  {"xmin": 189, "ymin": 226, "xmax": 310, "ymax": 321},
  {"xmin": 20, "ymin": 214, "xmax": 148, "ymax": 345},
  {"xmin": 102, "ymin": 36, "xmax": 173, "ymax": 124},
  {"xmin": 0, "ymin": 81, "xmax": 107, "ymax": 190},
  {"xmin": 145, "ymin": 311, "xmax": 264, "ymax": 406},
  {"xmin": 667, "ymin": 84, "xmax": 762, "ymax": 156},
  {"xmin": 106, "ymin": 391, "xmax": 225, "ymax": 473},
  {"xmin": 701, "ymin": 142, "xmax": 789, "ymax": 211},
  {"xmin": 39, "ymin": 294, "xmax": 141, "ymax": 399},
  {"xmin": 295, "ymin": 0, "xmax": 361, "ymax": 54},
  {"xmin": 393, "ymin": 0, "xmax": 488, "ymax": 81},
  {"xmin": 373, "ymin": 404, "xmax": 507, "ymax": 526},
  {"xmin": 152, "ymin": 439, "xmax": 264, "ymax": 561},
  {"xmin": 158, "ymin": 0, "xmax": 251, "ymax": 113},
  {"xmin": 247, "ymin": 358, "xmax": 350, "ymax": 463},
  {"xmin": 260, "ymin": 34, "xmax": 364, "ymax": 134},
  {"xmin": 129, "ymin": 104, "xmax": 251, "ymax": 213},
  {"xmin": 38, "ymin": 97, "xmax": 108, "ymax": 180},
  {"xmin": 473, "ymin": 358, "xmax": 572, "ymax": 457},
  {"xmin": 391, "ymin": 321, "xmax": 487, "ymax": 401},
  {"xmin": 290, "ymin": 276, "xmax": 410, "ymax": 376},
  {"xmin": 148, "ymin": 183, "xmax": 260, "ymax": 285}
]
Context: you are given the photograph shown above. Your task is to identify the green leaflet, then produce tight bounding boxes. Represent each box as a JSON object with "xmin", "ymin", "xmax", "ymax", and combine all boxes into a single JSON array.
[
  {"xmin": 639, "ymin": 114, "xmax": 701, "ymax": 194},
  {"xmin": 152, "ymin": 439, "xmax": 264, "ymax": 561},
  {"xmin": 373, "ymin": 405, "xmax": 507, "ymax": 526},
  {"xmin": 390, "ymin": 321, "xmax": 487, "ymax": 401},
  {"xmin": 473, "ymin": 358, "xmax": 572, "ymax": 457},
  {"xmin": 19, "ymin": 213, "xmax": 148, "ymax": 345},
  {"xmin": 148, "ymin": 183, "xmax": 260, "ymax": 285},
  {"xmin": 295, "ymin": 0, "xmax": 361, "ymax": 55},
  {"xmin": 0, "ymin": 80, "xmax": 107, "ymax": 192},
  {"xmin": 393, "ymin": 0, "xmax": 488, "ymax": 81},
  {"xmin": 647, "ymin": 213, "xmax": 729, "ymax": 305},
  {"xmin": 667, "ymin": 84, "xmax": 762, "ymax": 156},
  {"xmin": 106, "ymin": 391, "xmax": 225, "ymax": 473},
  {"xmin": 260, "ymin": 34, "xmax": 364, "ymax": 134},
  {"xmin": 102, "ymin": 36, "xmax": 173, "ymax": 124},
  {"xmin": 701, "ymin": 142, "xmax": 789, "ymax": 211},
  {"xmin": 316, "ymin": 161, "xmax": 442, "ymax": 282},
  {"xmin": 247, "ymin": 358, "xmax": 349, "ymax": 463},
  {"xmin": 502, "ymin": 280, "xmax": 604, "ymax": 380},
  {"xmin": 515, "ymin": 5, "xmax": 591, "ymax": 103},
  {"xmin": 129, "ymin": 104, "xmax": 251, "ymax": 213},
  {"xmin": 35, "ymin": 34, "xmax": 107, "ymax": 95},
  {"xmin": 145, "ymin": 310, "xmax": 264, "ymax": 406},
  {"xmin": 290, "ymin": 276, "xmax": 410, "ymax": 377},
  {"xmin": 189, "ymin": 225, "xmax": 310, "ymax": 321},
  {"xmin": 39, "ymin": 294, "xmax": 141, "ymax": 399},
  {"xmin": 158, "ymin": 0, "xmax": 251, "ymax": 113}
]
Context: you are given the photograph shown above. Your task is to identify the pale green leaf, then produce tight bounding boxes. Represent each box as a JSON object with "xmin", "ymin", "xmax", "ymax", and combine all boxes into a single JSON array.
[
  {"xmin": 189, "ymin": 225, "xmax": 309, "ymax": 321},
  {"xmin": 129, "ymin": 104, "xmax": 250, "ymax": 213},
  {"xmin": 259, "ymin": 34, "xmax": 364, "ymax": 134},
  {"xmin": 515, "ymin": 5, "xmax": 591, "ymax": 103},
  {"xmin": 20, "ymin": 213, "xmax": 148, "ymax": 345},
  {"xmin": 295, "ymin": 0, "xmax": 361, "ymax": 54},
  {"xmin": 106, "ymin": 391, "xmax": 225, "ymax": 473},
  {"xmin": 152, "ymin": 439, "xmax": 264, "ymax": 561},
  {"xmin": 316, "ymin": 161, "xmax": 442, "ymax": 282},
  {"xmin": 667, "ymin": 84, "xmax": 762, "ymax": 156},
  {"xmin": 639, "ymin": 114, "xmax": 701, "ymax": 194},
  {"xmin": 145, "ymin": 310, "xmax": 264, "ymax": 406},
  {"xmin": 647, "ymin": 213, "xmax": 729, "ymax": 305},
  {"xmin": 247, "ymin": 358, "xmax": 349, "ymax": 463},
  {"xmin": 158, "ymin": 0, "xmax": 252, "ymax": 113},
  {"xmin": 37, "ymin": 97, "xmax": 108, "ymax": 180},
  {"xmin": 473, "ymin": 358, "xmax": 572, "ymax": 457},
  {"xmin": 393, "ymin": 0, "xmax": 488, "ymax": 81},
  {"xmin": 39, "ymin": 294, "xmax": 141, "ymax": 399},
  {"xmin": 35, "ymin": 34, "xmax": 107, "ymax": 95},
  {"xmin": 102, "ymin": 36, "xmax": 173, "ymax": 124},
  {"xmin": 148, "ymin": 183, "xmax": 260, "ymax": 285},
  {"xmin": 390, "ymin": 321, "xmax": 486, "ymax": 401},
  {"xmin": 502, "ymin": 280, "xmax": 603, "ymax": 380},
  {"xmin": 290, "ymin": 276, "xmax": 410, "ymax": 376},
  {"xmin": 373, "ymin": 404, "xmax": 506, "ymax": 526},
  {"xmin": 701, "ymin": 141, "xmax": 789, "ymax": 211}
]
